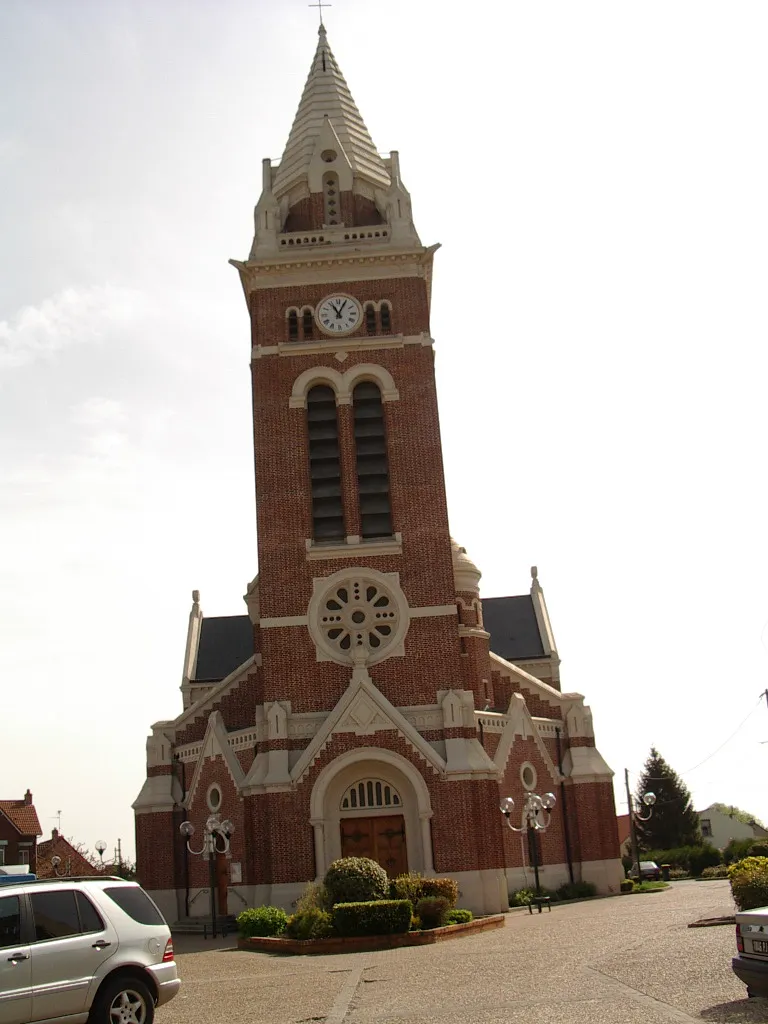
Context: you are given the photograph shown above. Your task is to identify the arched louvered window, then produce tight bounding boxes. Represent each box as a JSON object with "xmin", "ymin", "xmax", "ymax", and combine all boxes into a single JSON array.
[
  {"xmin": 353, "ymin": 382, "xmax": 392, "ymax": 538},
  {"xmin": 307, "ymin": 385, "xmax": 344, "ymax": 541},
  {"xmin": 288, "ymin": 309, "xmax": 299, "ymax": 342},
  {"xmin": 302, "ymin": 309, "xmax": 314, "ymax": 340},
  {"xmin": 380, "ymin": 302, "xmax": 392, "ymax": 333},
  {"xmin": 340, "ymin": 779, "xmax": 402, "ymax": 810},
  {"xmin": 324, "ymin": 173, "xmax": 339, "ymax": 225},
  {"xmin": 365, "ymin": 303, "xmax": 377, "ymax": 335}
]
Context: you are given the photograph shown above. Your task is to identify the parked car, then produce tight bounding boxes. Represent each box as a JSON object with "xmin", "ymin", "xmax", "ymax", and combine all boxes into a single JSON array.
[
  {"xmin": 733, "ymin": 904, "xmax": 768, "ymax": 998},
  {"xmin": 0, "ymin": 874, "xmax": 180, "ymax": 1023},
  {"xmin": 630, "ymin": 861, "xmax": 661, "ymax": 881}
]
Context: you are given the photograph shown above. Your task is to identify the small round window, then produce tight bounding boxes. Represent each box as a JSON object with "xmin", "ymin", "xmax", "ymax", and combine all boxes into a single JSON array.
[
  {"xmin": 207, "ymin": 785, "xmax": 222, "ymax": 812},
  {"xmin": 520, "ymin": 764, "xmax": 537, "ymax": 791},
  {"xmin": 321, "ymin": 149, "xmax": 337, "ymax": 163}
]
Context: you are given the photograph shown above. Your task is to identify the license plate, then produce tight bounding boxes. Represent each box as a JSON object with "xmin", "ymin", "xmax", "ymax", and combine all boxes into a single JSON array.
[{"xmin": 752, "ymin": 939, "xmax": 768, "ymax": 954}]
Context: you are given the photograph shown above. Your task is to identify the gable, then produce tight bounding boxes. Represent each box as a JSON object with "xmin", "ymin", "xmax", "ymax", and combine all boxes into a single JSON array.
[{"xmin": 0, "ymin": 801, "xmax": 42, "ymax": 837}]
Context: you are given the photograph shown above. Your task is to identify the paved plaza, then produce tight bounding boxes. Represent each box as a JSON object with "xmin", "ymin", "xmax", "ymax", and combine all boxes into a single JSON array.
[{"xmin": 162, "ymin": 881, "xmax": 766, "ymax": 1024}]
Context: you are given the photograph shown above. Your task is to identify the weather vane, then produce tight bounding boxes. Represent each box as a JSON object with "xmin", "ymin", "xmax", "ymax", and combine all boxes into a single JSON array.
[{"xmin": 308, "ymin": 0, "xmax": 332, "ymax": 26}]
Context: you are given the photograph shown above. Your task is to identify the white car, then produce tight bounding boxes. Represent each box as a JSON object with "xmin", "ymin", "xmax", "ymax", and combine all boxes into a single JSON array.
[
  {"xmin": 733, "ymin": 905, "xmax": 768, "ymax": 998},
  {"xmin": 0, "ymin": 875, "xmax": 180, "ymax": 1023}
]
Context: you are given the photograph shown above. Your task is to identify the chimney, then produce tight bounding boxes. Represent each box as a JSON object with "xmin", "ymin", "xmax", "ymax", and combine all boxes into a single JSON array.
[
  {"xmin": 52, "ymin": 828, "xmax": 59, "ymax": 840},
  {"xmin": 24, "ymin": 790, "xmax": 32, "ymax": 805}
]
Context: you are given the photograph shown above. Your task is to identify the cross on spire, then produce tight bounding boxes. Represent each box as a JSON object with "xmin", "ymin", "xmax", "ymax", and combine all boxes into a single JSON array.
[{"xmin": 308, "ymin": 0, "xmax": 332, "ymax": 27}]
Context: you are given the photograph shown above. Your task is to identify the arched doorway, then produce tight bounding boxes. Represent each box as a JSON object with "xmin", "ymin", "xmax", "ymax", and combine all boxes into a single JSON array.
[{"xmin": 309, "ymin": 747, "xmax": 434, "ymax": 879}]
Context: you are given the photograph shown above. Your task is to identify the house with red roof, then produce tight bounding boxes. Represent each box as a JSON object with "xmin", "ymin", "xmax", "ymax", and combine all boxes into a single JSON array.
[
  {"xmin": 0, "ymin": 790, "xmax": 42, "ymax": 871},
  {"xmin": 35, "ymin": 829, "xmax": 98, "ymax": 878}
]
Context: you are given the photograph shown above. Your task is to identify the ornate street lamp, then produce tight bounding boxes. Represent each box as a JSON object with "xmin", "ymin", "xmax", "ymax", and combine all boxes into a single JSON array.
[
  {"xmin": 179, "ymin": 814, "xmax": 235, "ymax": 938},
  {"xmin": 50, "ymin": 855, "xmax": 69, "ymax": 877},
  {"xmin": 500, "ymin": 791, "xmax": 557, "ymax": 898},
  {"xmin": 95, "ymin": 841, "xmax": 107, "ymax": 872},
  {"xmin": 626, "ymin": 783, "xmax": 656, "ymax": 881}
]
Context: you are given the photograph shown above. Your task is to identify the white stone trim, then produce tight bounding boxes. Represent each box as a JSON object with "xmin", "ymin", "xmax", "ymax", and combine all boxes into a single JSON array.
[
  {"xmin": 257, "ymin": 332, "xmax": 432, "ymax": 361},
  {"xmin": 171, "ymin": 655, "xmax": 257, "ymax": 732},
  {"xmin": 409, "ymin": 605, "xmax": 457, "ymax": 619},
  {"xmin": 561, "ymin": 745, "xmax": 615, "ymax": 782},
  {"xmin": 132, "ymin": 773, "xmax": 183, "ymax": 814},
  {"xmin": 520, "ymin": 762, "xmax": 537, "ymax": 791},
  {"xmin": 185, "ymin": 711, "xmax": 245, "ymax": 809},
  {"xmin": 288, "ymin": 362, "xmax": 399, "ymax": 409},
  {"xmin": 305, "ymin": 533, "xmax": 403, "ymax": 560},
  {"xmin": 259, "ymin": 615, "xmax": 309, "ymax": 628},
  {"xmin": 489, "ymin": 651, "xmax": 582, "ymax": 707},
  {"xmin": 206, "ymin": 783, "xmax": 223, "ymax": 812},
  {"xmin": 493, "ymin": 694, "xmax": 561, "ymax": 786}
]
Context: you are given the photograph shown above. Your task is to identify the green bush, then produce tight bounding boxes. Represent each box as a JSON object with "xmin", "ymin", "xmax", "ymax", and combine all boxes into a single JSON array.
[
  {"xmin": 333, "ymin": 899, "xmax": 412, "ymax": 937},
  {"xmin": 644, "ymin": 844, "xmax": 721, "ymax": 876},
  {"xmin": 750, "ymin": 842, "xmax": 768, "ymax": 858},
  {"xmin": 237, "ymin": 906, "xmax": 287, "ymax": 937},
  {"xmin": 555, "ymin": 881, "xmax": 597, "ymax": 901},
  {"xmin": 510, "ymin": 888, "xmax": 534, "ymax": 907},
  {"xmin": 324, "ymin": 857, "xmax": 389, "ymax": 906},
  {"xmin": 724, "ymin": 838, "xmax": 755, "ymax": 865},
  {"xmin": 416, "ymin": 896, "xmax": 450, "ymax": 929},
  {"xmin": 285, "ymin": 908, "xmax": 334, "ymax": 940},
  {"xmin": 446, "ymin": 908, "xmax": 473, "ymax": 925},
  {"xmin": 688, "ymin": 844, "xmax": 722, "ymax": 876},
  {"xmin": 295, "ymin": 881, "xmax": 332, "ymax": 914},
  {"xmin": 700, "ymin": 865, "xmax": 729, "ymax": 879},
  {"xmin": 728, "ymin": 856, "xmax": 768, "ymax": 911},
  {"xmin": 668, "ymin": 868, "xmax": 689, "ymax": 880},
  {"xmin": 620, "ymin": 879, "xmax": 634, "ymax": 893},
  {"xmin": 390, "ymin": 873, "xmax": 459, "ymax": 908}
]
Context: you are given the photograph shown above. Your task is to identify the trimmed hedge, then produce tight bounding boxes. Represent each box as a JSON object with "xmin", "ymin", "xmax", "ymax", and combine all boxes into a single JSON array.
[
  {"xmin": 390, "ymin": 872, "xmax": 459, "ymax": 908},
  {"xmin": 644, "ymin": 844, "xmax": 721, "ymax": 876},
  {"xmin": 620, "ymin": 879, "xmax": 634, "ymax": 893},
  {"xmin": 728, "ymin": 856, "xmax": 768, "ymax": 911},
  {"xmin": 556, "ymin": 881, "xmax": 597, "ymax": 901},
  {"xmin": 416, "ymin": 896, "xmax": 450, "ymax": 929},
  {"xmin": 237, "ymin": 906, "xmax": 287, "ymax": 937},
  {"xmin": 324, "ymin": 857, "xmax": 389, "ymax": 906},
  {"xmin": 333, "ymin": 899, "xmax": 413, "ymax": 937},
  {"xmin": 700, "ymin": 865, "xmax": 729, "ymax": 879}
]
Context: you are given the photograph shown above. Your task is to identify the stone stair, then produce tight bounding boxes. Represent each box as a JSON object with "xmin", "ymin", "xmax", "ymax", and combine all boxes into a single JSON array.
[{"xmin": 171, "ymin": 914, "xmax": 239, "ymax": 938}]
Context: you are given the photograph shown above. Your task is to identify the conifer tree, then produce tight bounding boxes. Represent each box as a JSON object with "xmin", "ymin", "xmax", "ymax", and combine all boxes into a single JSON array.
[{"xmin": 634, "ymin": 747, "xmax": 701, "ymax": 850}]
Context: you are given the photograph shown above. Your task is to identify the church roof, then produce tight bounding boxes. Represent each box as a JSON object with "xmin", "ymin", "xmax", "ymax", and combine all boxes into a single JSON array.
[
  {"xmin": 481, "ymin": 596, "xmax": 546, "ymax": 661},
  {"xmin": 191, "ymin": 595, "xmax": 545, "ymax": 685},
  {"xmin": 193, "ymin": 616, "xmax": 254, "ymax": 682},
  {"xmin": 272, "ymin": 25, "xmax": 390, "ymax": 197}
]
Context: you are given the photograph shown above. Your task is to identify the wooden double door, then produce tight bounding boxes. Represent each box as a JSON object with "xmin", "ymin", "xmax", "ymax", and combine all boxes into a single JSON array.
[{"xmin": 340, "ymin": 814, "xmax": 407, "ymax": 877}]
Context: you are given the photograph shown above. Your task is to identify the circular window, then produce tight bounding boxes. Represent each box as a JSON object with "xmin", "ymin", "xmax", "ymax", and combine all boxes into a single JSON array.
[
  {"xmin": 521, "ymin": 764, "xmax": 537, "ymax": 791},
  {"xmin": 207, "ymin": 785, "xmax": 222, "ymax": 812},
  {"xmin": 321, "ymin": 149, "xmax": 337, "ymax": 162},
  {"xmin": 308, "ymin": 569, "xmax": 409, "ymax": 666}
]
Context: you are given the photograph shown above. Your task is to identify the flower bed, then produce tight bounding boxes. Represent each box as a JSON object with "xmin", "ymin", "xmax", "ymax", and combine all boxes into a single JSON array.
[{"xmin": 238, "ymin": 913, "xmax": 505, "ymax": 955}]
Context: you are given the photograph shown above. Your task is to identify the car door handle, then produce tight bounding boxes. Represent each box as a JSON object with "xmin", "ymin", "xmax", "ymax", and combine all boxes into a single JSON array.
[
  {"xmin": 92, "ymin": 940, "xmax": 111, "ymax": 949},
  {"xmin": 7, "ymin": 953, "xmax": 30, "ymax": 962}
]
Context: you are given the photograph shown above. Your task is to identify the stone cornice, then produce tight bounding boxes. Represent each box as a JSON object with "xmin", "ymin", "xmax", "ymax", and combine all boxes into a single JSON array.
[{"xmin": 252, "ymin": 333, "xmax": 433, "ymax": 361}]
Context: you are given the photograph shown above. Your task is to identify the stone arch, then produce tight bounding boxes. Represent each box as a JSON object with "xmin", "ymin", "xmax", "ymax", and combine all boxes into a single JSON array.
[
  {"xmin": 309, "ymin": 746, "xmax": 434, "ymax": 879},
  {"xmin": 289, "ymin": 366, "xmax": 345, "ymax": 409},
  {"xmin": 342, "ymin": 363, "xmax": 399, "ymax": 402}
]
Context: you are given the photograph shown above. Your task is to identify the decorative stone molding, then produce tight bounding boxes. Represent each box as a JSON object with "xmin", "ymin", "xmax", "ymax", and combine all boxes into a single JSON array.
[
  {"xmin": 307, "ymin": 567, "xmax": 409, "ymax": 666},
  {"xmin": 184, "ymin": 711, "xmax": 245, "ymax": 810},
  {"xmin": 243, "ymin": 574, "xmax": 260, "ymax": 625},
  {"xmin": 289, "ymin": 363, "xmax": 399, "ymax": 409},
  {"xmin": 305, "ymin": 534, "xmax": 403, "ymax": 560},
  {"xmin": 492, "ymin": 694, "xmax": 561, "ymax": 786}
]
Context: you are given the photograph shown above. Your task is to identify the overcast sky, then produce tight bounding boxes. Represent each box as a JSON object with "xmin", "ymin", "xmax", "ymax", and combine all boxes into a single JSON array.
[{"xmin": 2, "ymin": 0, "xmax": 767, "ymax": 863}]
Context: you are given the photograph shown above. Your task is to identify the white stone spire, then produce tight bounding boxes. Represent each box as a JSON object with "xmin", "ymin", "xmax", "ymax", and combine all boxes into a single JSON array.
[{"xmin": 272, "ymin": 25, "xmax": 390, "ymax": 198}]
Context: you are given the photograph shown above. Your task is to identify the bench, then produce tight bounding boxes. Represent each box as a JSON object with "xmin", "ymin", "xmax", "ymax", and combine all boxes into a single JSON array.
[{"xmin": 528, "ymin": 895, "xmax": 551, "ymax": 914}]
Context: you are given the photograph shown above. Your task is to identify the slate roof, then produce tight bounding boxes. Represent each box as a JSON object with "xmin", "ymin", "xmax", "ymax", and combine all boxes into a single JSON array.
[
  {"xmin": 0, "ymin": 800, "xmax": 42, "ymax": 837},
  {"xmin": 481, "ymin": 595, "xmax": 546, "ymax": 662},
  {"xmin": 193, "ymin": 616, "xmax": 254, "ymax": 682}
]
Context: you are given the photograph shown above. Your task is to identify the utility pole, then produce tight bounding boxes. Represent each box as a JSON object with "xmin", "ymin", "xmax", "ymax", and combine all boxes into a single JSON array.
[{"xmin": 625, "ymin": 768, "xmax": 642, "ymax": 881}]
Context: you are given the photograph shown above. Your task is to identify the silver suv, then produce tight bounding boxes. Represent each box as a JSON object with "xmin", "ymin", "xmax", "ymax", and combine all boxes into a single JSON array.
[{"xmin": 0, "ymin": 875, "xmax": 180, "ymax": 1023}]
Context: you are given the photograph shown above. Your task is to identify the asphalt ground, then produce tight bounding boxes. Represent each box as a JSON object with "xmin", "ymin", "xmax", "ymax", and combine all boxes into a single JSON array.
[{"xmin": 161, "ymin": 880, "xmax": 766, "ymax": 1024}]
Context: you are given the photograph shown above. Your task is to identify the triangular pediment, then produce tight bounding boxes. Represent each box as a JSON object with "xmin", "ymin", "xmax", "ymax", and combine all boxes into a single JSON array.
[
  {"xmin": 292, "ymin": 671, "xmax": 445, "ymax": 784},
  {"xmin": 493, "ymin": 693, "xmax": 561, "ymax": 785},
  {"xmin": 185, "ymin": 711, "xmax": 245, "ymax": 808}
]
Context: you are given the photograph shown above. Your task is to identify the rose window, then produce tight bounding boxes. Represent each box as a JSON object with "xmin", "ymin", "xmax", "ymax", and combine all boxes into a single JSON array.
[{"xmin": 319, "ymin": 578, "xmax": 399, "ymax": 657}]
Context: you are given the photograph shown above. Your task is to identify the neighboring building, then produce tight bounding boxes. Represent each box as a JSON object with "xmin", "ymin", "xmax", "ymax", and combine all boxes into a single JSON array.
[
  {"xmin": 698, "ymin": 805, "xmax": 768, "ymax": 850},
  {"xmin": 616, "ymin": 814, "xmax": 632, "ymax": 856},
  {"xmin": 35, "ymin": 829, "xmax": 98, "ymax": 878},
  {"xmin": 0, "ymin": 790, "xmax": 41, "ymax": 871},
  {"xmin": 133, "ymin": 24, "xmax": 622, "ymax": 923}
]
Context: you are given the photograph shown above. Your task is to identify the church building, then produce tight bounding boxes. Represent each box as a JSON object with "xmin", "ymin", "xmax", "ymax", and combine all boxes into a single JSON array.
[{"xmin": 133, "ymin": 25, "xmax": 622, "ymax": 921}]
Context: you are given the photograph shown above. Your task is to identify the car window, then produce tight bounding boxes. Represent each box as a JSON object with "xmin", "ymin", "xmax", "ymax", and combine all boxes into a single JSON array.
[
  {"xmin": 103, "ymin": 886, "xmax": 165, "ymax": 926},
  {"xmin": 30, "ymin": 890, "xmax": 81, "ymax": 941},
  {"xmin": 0, "ymin": 896, "xmax": 22, "ymax": 950},
  {"xmin": 76, "ymin": 891, "xmax": 104, "ymax": 934}
]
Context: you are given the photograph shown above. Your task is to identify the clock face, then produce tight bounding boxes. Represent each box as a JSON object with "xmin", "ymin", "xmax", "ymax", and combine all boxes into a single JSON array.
[{"xmin": 316, "ymin": 294, "xmax": 362, "ymax": 336}]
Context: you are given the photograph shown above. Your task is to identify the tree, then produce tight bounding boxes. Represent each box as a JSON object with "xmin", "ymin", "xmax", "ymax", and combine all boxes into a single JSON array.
[
  {"xmin": 710, "ymin": 803, "xmax": 766, "ymax": 830},
  {"xmin": 634, "ymin": 747, "xmax": 701, "ymax": 850}
]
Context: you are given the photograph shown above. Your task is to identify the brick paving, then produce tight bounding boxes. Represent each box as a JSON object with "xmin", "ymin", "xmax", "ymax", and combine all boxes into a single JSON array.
[{"xmin": 161, "ymin": 881, "xmax": 766, "ymax": 1023}]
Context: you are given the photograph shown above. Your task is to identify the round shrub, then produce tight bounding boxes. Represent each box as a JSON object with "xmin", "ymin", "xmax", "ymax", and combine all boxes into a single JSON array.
[
  {"xmin": 285, "ymin": 908, "xmax": 334, "ymax": 940},
  {"xmin": 324, "ymin": 857, "xmax": 389, "ymax": 906},
  {"xmin": 416, "ymin": 896, "xmax": 450, "ymax": 929},
  {"xmin": 620, "ymin": 879, "xmax": 634, "ymax": 893},
  {"xmin": 446, "ymin": 908, "xmax": 473, "ymax": 925},
  {"xmin": 700, "ymin": 865, "xmax": 729, "ymax": 879},
  {"xmin": 390, "ymin": 872, "xmax": 459, "ymax": 908},
  {"xmin": 510, "ymin": 888, "xmax": 534, "ymax": 907},
  {"xmin": 237, "ymin": 906, "xmax": 287, "ymax": 937},
  {"xmin": 729, "ymin": 856, "xmax": 768, "ymax": 911},
  {"xmin": 750, "ymin": 842, "xmax": 768, "ymax": 858}
]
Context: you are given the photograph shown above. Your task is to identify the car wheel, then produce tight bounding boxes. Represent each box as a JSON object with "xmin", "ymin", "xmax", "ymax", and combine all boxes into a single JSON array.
[{"xmin": 89, "ymin": 976, "xmax": 155, "ymax": 1024}]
